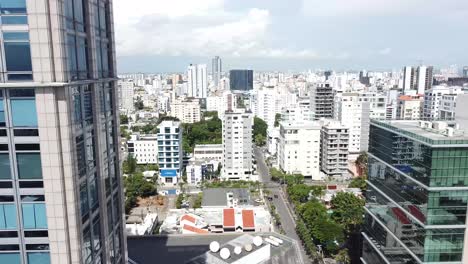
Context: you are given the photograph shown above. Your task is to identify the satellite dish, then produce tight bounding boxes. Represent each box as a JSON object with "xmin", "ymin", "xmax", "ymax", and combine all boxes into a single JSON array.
[
  {"xmin": 209, "ymin": 241, "xmax": 220, "ymax": 253},
  {"xmin": 220, "ymin": 248, "xmax": 230, "ymax": 259},
  {"xmin": 253, "ymin": 236, "xmax": 263, "ymax": 247},
  {"xmin": 234, "ymin": 246, "xmax": 242, "ymax": 255},
  {"xmin": 244, "ymin": 244, "xmax": 253, "ymax": 252}
]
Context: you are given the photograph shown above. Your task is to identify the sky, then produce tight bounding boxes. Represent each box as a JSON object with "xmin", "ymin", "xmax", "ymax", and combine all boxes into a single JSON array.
[{"xmin": 113, "ymin": 0, "xmax": 468, "ymax": 73}]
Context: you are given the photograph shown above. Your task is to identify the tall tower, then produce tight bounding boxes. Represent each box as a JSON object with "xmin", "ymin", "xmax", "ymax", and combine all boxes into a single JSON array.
[
  {"xmin": 212, "ymin": 56, "xmax": 222, "ymax": 89},
  {"xmin": 0, "ymin": 1, "xmax": 126, "ymax": 263},
  {"xmin": 186, "ymin": 64, "xmax": 207, "ymax": 98}
]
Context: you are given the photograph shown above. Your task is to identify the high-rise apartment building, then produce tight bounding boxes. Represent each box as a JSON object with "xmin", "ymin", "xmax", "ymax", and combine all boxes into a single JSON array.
[
  {"xmin": 169, "ymin": 98, "xmax": 201, "ymax": 124},
  {"xmin": 0, "ymin": 0, "xmax": 126, "ymax": 263},
  {"xmin": 363, "ymin": 119, "xmax": 468, "ymax": 263},
  {"xmin": 222, "ymin": 111, "xmax": 254, "ymax": 181},
  {"xmin": 397, "ymin": 95, "xmax": 424, "ymax": 120},
  {"xmin": 157, "ymin": 121, "xmax": 182, "ymax": 184},
  {"xmin": 118, "ymin": 80, "xmax": 134, "ymax": 112},
  {"xmin": 229, "ymin": 70, "xmax": 253, "ymax": 91},
  {"xmin": 319, "ymin": 120, "xmax": 349, "ymax": 179},
  {"xmin": 212, "ymin": 56, "xmax": 222, "ymax": 89},
  {"xmin": 402, "ymin": 65, "xmax": 434, "ymax": 94},
  {"xmin": 423, "ymin": 85, "xmax": 464, "ymax": 121},
  {"xmin": 127, "ymin": 134, "xmax": 158, "ymax": 164},
  {"xmin": 278, "ymin": 121, "xmax": 322, "ymax": 180},
  {"xmin": 187, "ymin": 64, "xmax": 207, "ymax": 98},
  {"xmin": 310, "ymin": 83, "xmax": 334, "ymax": 120}
]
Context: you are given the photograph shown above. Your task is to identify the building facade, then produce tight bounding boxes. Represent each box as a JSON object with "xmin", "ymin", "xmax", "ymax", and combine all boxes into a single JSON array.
[
  {"xmin": 169, "ymin": 98, "xmax": 201, "ymax": 124},
  {"xmin": 222, "ymin": 111, "xmax": 254, "ymax": 181},
  {"xmin": 127, "ymin": 134, "xmax": 158, "ymax": 164},
  {"xmin": 157, "ymin": 121, "xmax": 182, "ymax": 184},
  {"xmin": 278, "ymin": 121, "xmax": 321, "ymax": 180},
  {"xmin": 310, "ymin": 83, "xmax": 334, "ymax": 120},
  {"xmin": 118, "ymin": 80, "xmax": 134, "ymax": 112},
  {"xmin": 363, "ymin": 119, "xmax": 468, "ymax": 264},
  {"xmin": 193, "ymin": 144, "xmax": 223, "ymax": 162},
  {"xmin": 397, "ymin": 95, "xmax": 424, "ymax": 120},
  {"xmin": 211, "ymin": 56, "xmax": 222, "ymax": 89},
  {"xmin": 187, "ymin": 64, "xmax": 207, "ymax": 98},
  {"xmin": 423, "ymin": 85, "xmax": 464, "ymax": 121},
  {"xmin": 319, "ymin": 120, "xmax": 349, "ymax": 179},
  {"xmin": 229, "ymin": 70, "xmax": 253, "ymax": 91},
  {"xmin": 0, "ymin": 0, "xmax": 127, "ymax": 263}
]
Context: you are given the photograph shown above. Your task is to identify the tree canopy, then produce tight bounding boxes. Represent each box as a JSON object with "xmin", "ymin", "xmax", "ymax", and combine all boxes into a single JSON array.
[
  {"xmin": 330, "ymin": 192, "xmax": 365, "ymax": 232},
  {"xmin": 182, "ymin": 113, "xmax": 222, "ymax": 153}
]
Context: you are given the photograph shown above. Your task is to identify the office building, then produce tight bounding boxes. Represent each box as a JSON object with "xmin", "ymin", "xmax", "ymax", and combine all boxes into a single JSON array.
[
  {"xmin": 310, "ymin": 83, "xmax": 334, "ymax": 120},
  {"xmin": 118, "ymin": 80, "xmax": 134, "ymax": 112},
  {"xmin": 363, "ymin": 119, "xmax": 468, "ymax": 263},
  {"xmin": 222, "ymin": 111, "xmax": 254, "ymax": 181},
  {"xmin": 127, "ymin": 134, "xmax": 158, "ymax": 164},
  {"xmin": 212, "ymin": 56, "xmax": 222, "ymax": 89},
  {"xmin": 157, "ymin": 121, "xmax": 182, "ymax": 184},
  {"xmin": 229, "ymin": 70, "xmax": 253, "ymax": 91},
  {"xmin": 278, "ymin": 121, "xmax": 322, "ymax": 180},
  {"xmin": 169, "ymin": 98, "xmax": 201, "ymax": 124},
  {"xmin": 334, "ymin": 93, "xmax": 370, "ymax": 156},
  {"xmin": 397, "ymin": 95, "xmax": 424, "ymax": 120},
  {"xmin": 193, "ymin": 144, "xmax": 223, "ymax": 162},
  {"xmin": 423, "ymin": 85, "xmax": 464, "ymax": 121},
  {"xmin": 402, "ymin": 65, "xmax": 434, "ymax": 94},
  {"xmin": 319, "ymin": 120, "xmax": 349, "ymax": 179},
  {"xmin": 0, "ymin": 1, "xmax": 126, "ymax": 263},
  {"xmin": 187, "ymin": 64, "xmax": 207, "ymax": 98}
]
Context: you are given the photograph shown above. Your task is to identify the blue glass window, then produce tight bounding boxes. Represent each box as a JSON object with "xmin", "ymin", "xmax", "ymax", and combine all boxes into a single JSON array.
[
  {"xmin": 1, "ymin": 15, "xmax": 28, "ymax": 24},
  {"xmin": 80, "ymin": 181, "xmax": 89, "ymax": 218},
  {"xmin": 17, "ymin": 153, "xmax": 42, "ymax": 179},
  {"xmin": 22, "ymin": 203, "xmax": 47, "ymax": 229},
  {"xmin": 0, "ymin": 0, "xmax": 26, "ymax": 14},
  {"xmin": 3, "ymin": 31, "xmax": 29, "ymax": 40},
  {"xmin": 4, "ymin": 42, "xmax": 32, "ymax": 71},
  {"xmin": 0, "ymin": 253, "xmax": 20, "ymax": 264},
  {"xmin": 0, "ymin": 204, "xmax": 17, "ymax": 229},
  {"xmin": 11, "ymin": 99, "xmax": 37, "ymax": 127},
  {"xmin": 0, "ymin": 154, "xmax": 10, "ymax": 179},
  {"xmin": 0, "ymin": 98, "xmax": 5, "ymax": 127},
  {"xmin": 27, "ymin": 252, "xmax": 51, "ymax": 264}
]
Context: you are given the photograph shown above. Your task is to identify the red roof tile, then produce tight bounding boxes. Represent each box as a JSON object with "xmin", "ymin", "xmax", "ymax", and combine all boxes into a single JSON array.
[
  {"xmin": 223, "ymin": 208, "xmax": 235, "ymax": 227},
  {"xmin": 183, "ymin": 224, "xmax": 208, "ymax": 234},
  {"xmin": 181, "ymin": 214, "xmax": 196, "ymax": 223},
  {"xmin": 242, "ymin": 210, "xmax": 255, "ymax": 229}
]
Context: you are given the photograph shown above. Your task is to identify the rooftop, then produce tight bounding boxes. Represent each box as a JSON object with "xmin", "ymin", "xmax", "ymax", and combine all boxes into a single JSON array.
[
  {"xmin": 194, "ymin": 144, "xmax": 223, "ymax": 149},
  {"xmin": 202, "ymin": 188, "xmax": 252, "ymax": 208},
  {"xmin": 371, "ymin": 120, "xmax": 468, "ymax": 144}
]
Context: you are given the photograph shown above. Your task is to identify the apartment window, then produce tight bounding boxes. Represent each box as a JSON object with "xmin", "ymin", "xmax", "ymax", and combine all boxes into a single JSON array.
[
  {"xmin": 22, "ymin": 203, "xmax": 47, "ymax": 229},
  {"xmin": 27, "ymin": 252, "xmax": 50, "ymax": 264},
  {"xmin": 3, "ymin": 31, "xmax": 32, "ymax": 80},
  {"xmin": 10, "ymin": 89, "xmax": 37, "ymax": 127},
  {"xmin": 80, "ymin": 181, "xmax": 89, "ymax": 221},
  {"xmin": 0, "ymin": 153, "xmax": 10, "ymax": 179},
  {"xmin": 0, "ymin": 204, "xmax": 16, "ymax": 229},
  {"xmin": 16, "ymin": 153, "xmax": 42, "ymax": 179},
  {"xmin": 0, "ymin": 253, "xmax": 20, "ymax": 264},
  {"xmin": 0, "ymin": 91, "xmax": 4, "ymax": 127}
]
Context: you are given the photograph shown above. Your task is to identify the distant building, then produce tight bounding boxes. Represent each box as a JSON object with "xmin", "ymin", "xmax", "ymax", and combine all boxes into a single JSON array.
[
  {"xmin": 212, "ymin": 56, "xmax": 222, "ymax": 88},
  {"xmin": 463, "ymin": 66, "xmax": 468, "ymax": 77},
  {"xmin": 423, "ymin": 85, "xmax": 464, "ymax": 120},
  {"xmin": 202, "ymin": 188, "xmax": 253, "ymax": 208},
  {"xmin": 310, "ymin": 82, "xmax": 334, "ymax": 120},
  {"xmin": 170, "ymin": 98, "xmax": 201, "ymax": 123},
  {"xmin": 397, "ymin": 94, "xmax": 424, "ymax": 120},
  {"xmin": 193, "ymin": 144, "xmax": 223, "ymax": 161},
  {"xmin": 186, "ymin": 159, "xmax": 217, "ymax": 184},
  {"xmin": 127, "ymin": 134, "xmax": 158, "ymax": 164},
  {"xmin": 278, "ymin": 121, "xmax": 322, "ymax": 180},
  {"xmin": 230, "ymin": 70, "xmax": 254, "ymax": 91},
  {"xmin": 157, "ymin": 121, "xmax": 182, "ymax": 184},
  {"xmin": 402, "ymin": 65, "xmax": 433, "ymax": 94},
  {"xmin": 119, "ymin": 80, "xmax": 135, "ymax": 111},
  {"xmin": 187, "ymin": 64, "xmax": 208, "ymax": 98},
  {"xmin": 320, "ymin": 120, "xmax": 349, "ymax": 179},
  {"xmin": 222, "ymin": 111, "xmax": 254, "ymax": 181}
]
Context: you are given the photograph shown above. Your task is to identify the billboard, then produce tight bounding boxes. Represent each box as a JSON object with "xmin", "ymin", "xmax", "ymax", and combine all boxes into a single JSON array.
[{"xmin": 160, "ymin": 169, "xmax": 177, "ymax": 177}]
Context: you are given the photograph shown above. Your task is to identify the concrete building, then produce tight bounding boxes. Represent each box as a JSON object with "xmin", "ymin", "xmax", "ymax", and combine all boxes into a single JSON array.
[
  {"xmin": 118, "ymin": 80, "xmax": 135, "ymax": 111},
  {"xmin": 423, "ymin": 85, "xmax": 464, "ymax": 121},
  {"xmin": 193, "ymin": 144, "xmax": 223, "ymax": 162},
  {"xmin": 229, "ymin": 70, "xmax": 253, "ymax": 91},
  {"xmin": 186, "ymin": 159, "xmax": 218, "ymax": 185},
  {"xmin": 170, "ymin": 98, "xmax": 201, "ymax": 124},
  {"xmin": 361, "ymin": 92, "xmax": 387, "ymax": 120},
  {"xmin": 363, "ymin": 119, "xmax": 468, "ymax": 264},
  {"xmin": 187, "ymin": 64, "xmax": 207, "ymax": 98},
  {"xmin": 127, "ymin": 134, "xmax": 158, "ymax": 164},
  {"xmin": 0, "ymin": 0, "xmax": 127, "ymax": 263},
  {"xmin": 440, "ymin": 93, "xmax": 468, "ymax": 121},
  {"xmin": 463, "ymin": 66, "xmax": 468, "ymax": 77},
  {"xmin": 278, "ymin": 121, "xmax": 322, "ymax": 180},
  {"xmin": 310, "ymin": 83, "xmax": 334, "ymax": 120},
  {"xmin": 319, "ymin": 120, "xmax": 349, "ymax": 179},
  {"xmin": 267, "ymin": 127, "xmax": 280, "ymax": 156},
  {"xmin": 397, "ymin": 94, "xmax": 424, "ymax": 120},
  {"xmin": 212, "ymin": 56, "xmax": 222, "ymax": 89},
  {"xmin": 252, "ymin": 87, "xmax": 277, "ymax": 128},
  {"xmin": 206, "ymin": 91, "xmax": 238, "ymax": 119},
  {"xmin": 402, "ymin": 65, "xmax": 434, "ymax": 94},
  {"xmin": 157, "ymin": 121, "xmax": 182, "ymax": 184},
  {"xmin": 334, "ymin": 93, "xmax": 370, "ymax": 156},
  {"xmin": 222, "ymin": 111, "xmax": 254, "ymax": 181},
  {"xmin": 201, "ymin": 188, "xmax": 253, "ymax": 208}
]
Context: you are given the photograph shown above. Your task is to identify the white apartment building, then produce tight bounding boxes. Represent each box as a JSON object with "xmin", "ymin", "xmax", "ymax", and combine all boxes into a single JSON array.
[
  {"xmin": 206, "ymin": 91, "xmax": 238, "ymax": 119},
  {"xmin": 397, "ymin": 95, "xmax": 424, "ymax": 120},
  {"xmin": 119, "ymin": 80, "xmax": 135, "ymax": 111},
  {"xmin": 222, "ymin": 111, "xmax": 254, "ymax": 181},
  {"xmin": 267, "ymin": 127, "xmax": 280, "ymax": 156},
  {"xmin": 193, "ymin": 144, "xmax": 223, "ymax": 162},
  {"xmin": 157, "ymin": 121, "xmax": 183, "ymax": 184},
  {"xmin": 361, "ymin": 92, "xmax": 387, "ymax": 119},
  {"xmin": 319, "ymin": 120, "xmax": 349, "ymax": 179},
  {"xmin": 423, "ymin": 85, "xmax": 464, "ymax": 120},
  {"xmin": 278, "ymin": 121, "xmax": 322, "ymax": 180},
  {"xmin": 252, "ymin": 87, "xmax": 278, "ymax": 128},
  {"xmin": 170, "ymin": 98, "xmax": 201, "ymax": 123},
  {"xmin": 334, "ymin": 93, "xmax": 370, "ymax": 156},
  {"xmin": 187, "ymin": 64, "xmax": 208, "ymax": 98},
  {"xmin": 127, "ymin": 134, "xmax": 158, "ymax": 164}
]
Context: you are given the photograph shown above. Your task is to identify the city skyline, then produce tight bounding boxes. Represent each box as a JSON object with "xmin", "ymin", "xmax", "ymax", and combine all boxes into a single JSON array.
[{"xmin": 114, "ymin": 0, "xmax": 468, "ymax": 72}]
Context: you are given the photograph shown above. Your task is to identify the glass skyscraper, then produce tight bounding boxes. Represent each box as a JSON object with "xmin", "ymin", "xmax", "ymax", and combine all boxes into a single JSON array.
[
  {"xmin": 229, "ymin": 70, "xmax": 253, "ymax": 91},
  {"xmin": 0, "ymin": 0, "xmax": 126, "ymax": 263},
  {"xmin": 363, "ymin": 119, "xmax": 468, "ymax": 263}
]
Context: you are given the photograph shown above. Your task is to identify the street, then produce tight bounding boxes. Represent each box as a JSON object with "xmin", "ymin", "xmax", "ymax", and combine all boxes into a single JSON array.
[{"xmin": 254, "ymin": 147, "xmax": 311, "ymax": 264}]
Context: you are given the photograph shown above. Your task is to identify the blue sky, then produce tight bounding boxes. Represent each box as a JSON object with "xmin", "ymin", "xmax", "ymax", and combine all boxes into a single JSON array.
[{"xmin": 113, "ymin": 0, "xmax": 468, "ymax": 73}]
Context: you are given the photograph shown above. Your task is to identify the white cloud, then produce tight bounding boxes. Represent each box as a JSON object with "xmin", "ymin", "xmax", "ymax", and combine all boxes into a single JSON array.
[
  {"xmin": 113, "ymin": 0, "xmax": 323, "ymax": 59},
  {"xmin": 378, "ymin": 48, "xmax": 392, "ymax": 55}
]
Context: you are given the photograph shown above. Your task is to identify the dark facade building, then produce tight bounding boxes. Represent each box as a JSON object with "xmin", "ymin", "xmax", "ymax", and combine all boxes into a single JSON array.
[
  {"xmin": 310, "ymin": 83, "xmax": 334, "ymax": 120},
  {"xmin": 363, "ymin": 119, "xmax": 468, "ymax": 263},
  {"xmin": 229, "ymin": 70, "xmax": 253, "ymax": 91},
  {"xmin": 0, "ymin": 0, "xmax": 126, "ymax": 263}
]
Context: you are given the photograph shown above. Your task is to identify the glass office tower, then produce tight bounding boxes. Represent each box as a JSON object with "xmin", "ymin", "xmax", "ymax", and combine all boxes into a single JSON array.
[
  {"xmin": 0, "ymin": 0, "xmax": 126, "ymax": 263},
  {"xmin": 229, "ymin": 70, "xmax": 253, "ymax": 91},
  {"xmin": 363, "ymin": 119, "xmax": 468, "ymax": 264}
]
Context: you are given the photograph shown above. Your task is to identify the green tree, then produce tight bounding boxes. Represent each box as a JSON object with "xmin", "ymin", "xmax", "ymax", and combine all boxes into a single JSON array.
[
  {"xmin": 253, "ymin": 117, "xmax": 268, "ymax": 138},
  {"xmin": 269, "ymin": 167, "xmax": 284, "ymax": 182},
  {"xmin": 309, "ymin": 186, "xmax": 326, "ymax": 199},
  {"xmin": 123, "ymin": 155, "xmax": 137, "ymax": 174},
  {"xmin": 193, "ymin": 193, "xmax": 203, "ymax": 209},
  {"xmin": 284, "ymin": 174, "xmax": 304, "ymax": 185},
  {"xmin": 255, "ymin": 134, "xmax": 266, "ymax": 146},
  {"xmin": 287, "ymin": 184, "xmax": 312, "ymax": 203},
  {"xmin": 349, "ymin": 177, "xmax": 367, "ymax": 191},
  {"xmin": 312, "ymin": 219, "xmax": 344, "ymax": 254},
  {"xmin": 120, "ymin": 114, "xmax": 129, "ymax": 124},
  {"xmin": 335, "ymin": 249, "xmax": 351, "ymax": 264},
  {"xmin": 330, "ymin": 192, "xmax": 365, "ymax": 232}
]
